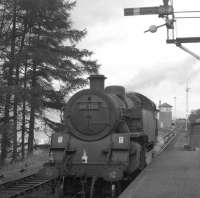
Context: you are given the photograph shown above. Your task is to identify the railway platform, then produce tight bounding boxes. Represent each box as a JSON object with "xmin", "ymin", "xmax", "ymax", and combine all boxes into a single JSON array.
[{"xmin": 119, "ymin": 130, "xmax": 200, "ymax": 198}]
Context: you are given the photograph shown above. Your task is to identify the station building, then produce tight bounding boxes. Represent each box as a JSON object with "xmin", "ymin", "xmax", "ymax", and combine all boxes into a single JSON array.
[{"xmin": 158, "ymin": 102, "xmax": 173, "ymax": 129}]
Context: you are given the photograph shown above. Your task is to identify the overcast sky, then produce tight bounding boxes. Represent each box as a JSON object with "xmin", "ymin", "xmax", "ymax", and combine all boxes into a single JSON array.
[{"xmin": 72, "ymin": 0, "xmax": 200, "ymax": 118}]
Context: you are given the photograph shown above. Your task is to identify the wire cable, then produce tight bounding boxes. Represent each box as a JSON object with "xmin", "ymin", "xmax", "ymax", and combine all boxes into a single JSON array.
[
  {"xmin": 175, "ymin": 16, "xmax": 200, "ymax": 19},
  {"xmin": 175, "ymin": 19, "xmax": 178, "ymax": 38},
  {"xmin": 174, "ymin": 10, "xmax": 200, "ymax": 13}
]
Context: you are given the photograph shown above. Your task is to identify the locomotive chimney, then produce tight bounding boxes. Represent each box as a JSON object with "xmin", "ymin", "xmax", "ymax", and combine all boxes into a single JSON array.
[{"xmin": 88, "ymin": 74, "xmax": 106, "ymax": 91}]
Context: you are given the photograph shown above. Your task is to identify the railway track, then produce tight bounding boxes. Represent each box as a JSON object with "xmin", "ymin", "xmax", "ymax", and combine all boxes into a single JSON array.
[
  {"xmin": 157, "ymin": 129, "xmax": 177, "ymax": 155},
  {"xmin": 0, "ymin": 174, "xmax": 54, "ymax": 198},
  {"xmin": 158, "ymin": 125, "xmax": 187, "ymax": 155}
]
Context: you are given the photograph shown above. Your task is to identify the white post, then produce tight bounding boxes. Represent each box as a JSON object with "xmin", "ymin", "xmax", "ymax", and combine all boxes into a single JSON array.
[
  {"xmin": 174, "ymin": 96, "xmax": 176, "ymax": 125},
  {"xmin": 185, "ymin": 81, "xmax": 190, "ymax": 131}
]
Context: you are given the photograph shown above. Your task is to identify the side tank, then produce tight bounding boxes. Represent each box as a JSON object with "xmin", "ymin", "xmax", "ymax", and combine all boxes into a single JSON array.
[
  {"xmin": 105, "ymin": 86, "xmax": 157, "ymax": 144},
  {"xmin": 132, "ymin": 92, "xmax": 157, "ymax": 143}
]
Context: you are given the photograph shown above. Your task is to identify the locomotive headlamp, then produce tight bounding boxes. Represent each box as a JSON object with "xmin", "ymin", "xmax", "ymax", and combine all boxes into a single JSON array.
[
  {"xmin": 109, "ymin": 170, "xmax": 117, "ymax": 180},
  {"xmin": 104, "ymin": 168, "xmax": 123, "ymax": 182},
  {"xmin": 81, "ymin": 149, "xmax": 88, "ymax": 164}
]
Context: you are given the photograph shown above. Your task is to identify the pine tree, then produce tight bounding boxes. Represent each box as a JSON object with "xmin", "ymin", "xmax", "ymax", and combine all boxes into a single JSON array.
[
  {"xmin": 0, "ymin": 0, "xmax": 18, "ymax": 164},
  {"xmin": 0, "ymin": 0, "xmax": 30, "ymax": 163},
  {"xmin": 0, "ymin": 0, "xmax": 99, "ymax": 161},
  {"xmin": 19, "ymin": 0, "xmax": 99, "ymax": 154}
]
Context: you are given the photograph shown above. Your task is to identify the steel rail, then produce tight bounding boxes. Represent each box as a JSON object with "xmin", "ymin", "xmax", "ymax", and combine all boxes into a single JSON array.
[
  {"xmin": 0, "ymin": 174, "xmax": 53, "ymax": 198},
  {"xmin": 157, "ymin": 129, "xmax": 177, "ymax": 155}
]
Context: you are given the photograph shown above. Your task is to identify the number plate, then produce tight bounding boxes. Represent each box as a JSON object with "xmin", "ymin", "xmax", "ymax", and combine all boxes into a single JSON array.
[
  {"xmin": 119, "ymin": 136, "xmax": 124, "ymax": 144},
  {"xmin": 58, "ymin": 136, "xmax": 63, "ymax": 143}
]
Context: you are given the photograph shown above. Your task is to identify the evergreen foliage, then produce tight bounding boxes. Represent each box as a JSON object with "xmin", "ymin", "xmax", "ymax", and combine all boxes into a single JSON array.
[{"xmin": 0, "ymin": 0, "xmax": 99, "ymax": 165}]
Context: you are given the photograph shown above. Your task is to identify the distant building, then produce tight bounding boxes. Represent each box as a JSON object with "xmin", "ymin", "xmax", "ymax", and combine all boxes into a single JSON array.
[
  {"xmin": 188, "ymin": 109, "xmax": 200, "ymax": 148},
  {"xmin": 159, "ymin": 102, "xmax": 172, "ymax": 129}
]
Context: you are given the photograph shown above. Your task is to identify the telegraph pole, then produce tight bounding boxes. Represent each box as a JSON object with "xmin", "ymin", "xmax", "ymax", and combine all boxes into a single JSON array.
[
  {"xmin": 174, "ymin": 96, "xmax": 176, "ymax": 125},
  {"xmin": 185, "ymin": 81, "xmax": 190, "ymax": 131}
]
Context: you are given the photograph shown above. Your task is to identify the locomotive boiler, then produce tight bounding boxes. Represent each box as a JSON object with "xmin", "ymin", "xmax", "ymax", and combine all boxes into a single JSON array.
[{"xmin": 49, "ymin": 74, "xmax": 158, "ymax": 197}]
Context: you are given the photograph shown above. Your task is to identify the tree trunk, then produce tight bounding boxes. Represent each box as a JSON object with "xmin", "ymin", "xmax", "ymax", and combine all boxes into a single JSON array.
[
  {"xmin": 28, "ymin": 22, "xmax": 41, "ymax": 155},
  {"xmin": 1, "ymin": 0, "xmax": 17, "ymax": 164},
  {"xmin": 28, "ymin": 64, "xmax": 37, "ymax": 154},
  {"xmin": 12, "ymin": 67, "xmax": 19, "ymax": 160},
  {"xmin": 0, "ymin": 94, "xmax": 10, "ymax": 164},
  {"xmin": 13, "ymin": 20, "xmax": 27, "ymax": 160},
  {"xmin": 21, "ymin": 99, "xmax": 26, "ymax": 159},
  {"xmin": 21, "ymin": 62, "xmax": 27, "ymax": 159}
]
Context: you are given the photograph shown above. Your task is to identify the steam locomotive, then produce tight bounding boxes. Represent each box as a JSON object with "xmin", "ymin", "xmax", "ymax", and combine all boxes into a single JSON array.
[{"xmin": 48, "ymin": 74, "xmax": 158, "ymax": 197}]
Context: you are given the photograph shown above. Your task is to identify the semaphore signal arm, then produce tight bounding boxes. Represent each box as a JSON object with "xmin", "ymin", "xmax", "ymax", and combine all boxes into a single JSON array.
[{"xmin": 124, "ymin": 0, "xmax": 200, "ymax": 60}]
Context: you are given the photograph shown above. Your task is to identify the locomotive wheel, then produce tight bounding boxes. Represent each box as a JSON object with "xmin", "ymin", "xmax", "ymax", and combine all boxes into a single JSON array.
[
  {"xmin": 63, "ymin": 177, "xmax": 78, "ymax": 198},
  {"xmin": 54, "ymin": 186, "xmax": 64, "ymax": 198},
  {"xmin": 53, "ymin": 178, "xmax": 64, "ymax": 198},
  {"xmin": 102, "ymin": 181, "xmax": 121, "ymax": 198}
]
